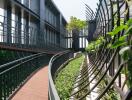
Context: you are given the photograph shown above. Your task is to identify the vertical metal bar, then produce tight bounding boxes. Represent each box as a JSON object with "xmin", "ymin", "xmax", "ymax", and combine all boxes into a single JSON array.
[
  {"xmin": 109, "ymin": 0, "xmax": 114, "ymax": 31},
  {"xmin": 95, "ymin": 7, "xmax": 102, "ymax": 37},
  {"xmin": 117, "ymin": 0, "xmax": 121, "ymax": 87},
  {"xmin": 104, "ymin": 0, "xmax": 110, "ymax": 32},
  {"xmin": 100, "ymin": 0, "xmax": 107, "ymax": 36},
  {"xmin": 3, "ymin": 74, "xmax": 6, "ymax": 100},
  {"xmin": 109, "ymin": 0, "xmax": 114, "ymax": 76},
  {"xmin": 125, "ymin": 0, "xmax": 129, "ymax": 21},
  {"xmin": 6, "ymin": 72, "xmax": 9, "ymax": 97},
  {"xmin": 0, "ymin": 75, "xmax": 2, "ymax": 100},
  {"xmin": 98, "ymin": 8, "xmax": 104, "ymax": 36}
]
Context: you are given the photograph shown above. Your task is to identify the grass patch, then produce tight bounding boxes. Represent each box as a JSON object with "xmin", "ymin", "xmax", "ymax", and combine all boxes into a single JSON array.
[{"xmin": 55, "ymin": 55, "xmax": 85, "ymax": 100}]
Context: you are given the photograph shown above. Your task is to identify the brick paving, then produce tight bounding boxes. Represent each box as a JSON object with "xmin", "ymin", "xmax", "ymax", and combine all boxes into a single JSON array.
[{"xmin": 12, "ymin": 66, "xmax": 48, "ymax": 100}]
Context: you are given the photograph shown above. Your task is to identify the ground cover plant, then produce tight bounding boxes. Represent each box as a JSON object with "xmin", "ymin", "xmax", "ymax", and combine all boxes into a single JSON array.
[{"xmin": 55, "ymin": 54, "xmax": 85, "ymax": 100}]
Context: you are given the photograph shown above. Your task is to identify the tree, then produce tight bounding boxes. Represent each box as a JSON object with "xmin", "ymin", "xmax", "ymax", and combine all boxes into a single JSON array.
[
  {"xmin": 66, "ymin": 16, "xmax": 87, "ymax": 33},
  {"xmin": 66, "ymin": 16, "xmax": 87, "ymax": 51}
]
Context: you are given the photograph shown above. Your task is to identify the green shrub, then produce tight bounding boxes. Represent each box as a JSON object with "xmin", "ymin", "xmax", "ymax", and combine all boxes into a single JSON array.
[{"xmin": 85, "ymin": 36, "xmax": 105, "ymax": 52}]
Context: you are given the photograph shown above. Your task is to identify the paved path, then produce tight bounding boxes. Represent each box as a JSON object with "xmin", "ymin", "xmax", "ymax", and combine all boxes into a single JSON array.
[{"xmin": 12, "ymin": 66, "xmax": 48, "ymax": 100}]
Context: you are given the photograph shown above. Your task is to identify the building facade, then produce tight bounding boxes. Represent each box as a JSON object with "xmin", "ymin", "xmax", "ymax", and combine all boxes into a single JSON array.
[{"xmin": 0, "ymin": 0, "xmax": 67, "ymax": 51}]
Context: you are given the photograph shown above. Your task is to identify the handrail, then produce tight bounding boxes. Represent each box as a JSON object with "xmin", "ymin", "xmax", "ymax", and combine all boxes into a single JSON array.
[
  {"xmin": 0, "ymin": 52, "xmax": 52, "ymax": 100},
  {"xmin": 0, "ymin": 54, "xmax": 42, "ymax": 75},
  {"xmin": 48, "ymin": 50, "xmax": 73, "ymax": 100},
  {"xmin": 0, "ymin": 52, "xmax": 43, "ymax": 70}
]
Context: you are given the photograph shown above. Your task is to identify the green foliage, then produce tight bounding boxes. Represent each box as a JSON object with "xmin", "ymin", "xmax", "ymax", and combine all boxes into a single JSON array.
[
  {"xmin": 111, "ymin": 40, "xmax": 127, "ymax": 48},
  {"xmin": 85, "ymin": 36, "xmax": 105, "ymax": 52},
  {"xmin": 107, "ymin": 18, "xmax": 132, "ymax": 49},
  {"xmin": 126, "ymin": 19, "xmax": 132, "ymax": 26},
  {"xmin": 106, "ymin": 18, "xmax": 132, "ymax": 89},
  {"xmin": 106, "ymin": 88, "xmax": 120, "ymax": 100},
  {"xmin": 55, "ymin": 55, "xmax": 85, "ymax": 100},
  {"xmin": 107, "ymin": 25, "xmax": 128, "ymax": 37},
  {"xmin": 98, "ymin": 78, "xmax": 120, "ymax": 100},
  {"xmin": 125, "ymin": 25, "xmax": 132, "ymax": 35},
  {"xmin": 66, "ymin": 16, "xmax": 87, "ymax": 32},
  {"xmin": 85, "ymin": 41, "xmax": 95, "ymax": 52}
]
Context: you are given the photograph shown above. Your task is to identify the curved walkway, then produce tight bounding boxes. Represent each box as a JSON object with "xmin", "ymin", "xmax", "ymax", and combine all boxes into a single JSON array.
[{"xmin": 11, "ymin": 66, "xmax": 48, "ymax": 100}]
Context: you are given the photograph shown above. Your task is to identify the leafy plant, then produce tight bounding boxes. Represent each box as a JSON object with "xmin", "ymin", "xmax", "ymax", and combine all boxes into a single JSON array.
[
  {"xmin": 107, "ymin": 19, "xmax": 132, "ymax": 49},
  {"xmin": 55, "ymin": 55, "xmax": 85, "ymax": 100},
  {"xmin": 106, "ymin": 18, "xmax": 132, "ymax": 88},
  {"xmin": 98, "ymin": 77, "xmax": 120, "ymax": 100},
  {"xmin": 85, "ymin": 36, "xmax": 105, "ymax": 52},
  {"xmin": 66, "ymin": 16, "xmax": 87, "ymax": 32}
]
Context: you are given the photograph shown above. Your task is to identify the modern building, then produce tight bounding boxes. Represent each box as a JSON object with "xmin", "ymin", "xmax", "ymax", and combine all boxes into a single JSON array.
[{"xmin": 0, "ymin": 0, "xmax": 67, "ymax": 51}]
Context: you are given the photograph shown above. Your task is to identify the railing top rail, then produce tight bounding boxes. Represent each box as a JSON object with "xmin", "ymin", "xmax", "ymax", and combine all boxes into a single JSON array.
[
  {"xmin": 0, "ymin": 52, "xmax": 47, "ymax": 70},
  {"xmin": 48, "ymin": 50, "xmax": 70, "ymax": 100}
]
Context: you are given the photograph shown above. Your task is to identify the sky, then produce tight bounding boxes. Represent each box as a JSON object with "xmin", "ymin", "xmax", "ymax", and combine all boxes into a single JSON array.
[{"xmin": 52, "ymin": 0, "xmax": 99, "ymax": 22}]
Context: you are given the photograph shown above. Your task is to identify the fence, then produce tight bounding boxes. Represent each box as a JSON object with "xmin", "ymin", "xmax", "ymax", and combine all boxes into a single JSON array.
[
  {"xmin": 0, "ymin": 52, "xmax": 52, "ymax": 100},
  {"xmin": 82, "ymin": 0, "xmax": 132, "ymax": 99},
  {"xmin": 48, "ymin": 0, "xmax": 132, "ymax": 100}
]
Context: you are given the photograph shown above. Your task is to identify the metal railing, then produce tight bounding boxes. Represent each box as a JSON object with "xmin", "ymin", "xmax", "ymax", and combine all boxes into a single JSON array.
[
  {"xmin": 81, "ymin": 0, "xmax": 132, "ymax": 99},
  {"xmin": 0, "ymin": 52, "xmax": 52, "ymax": 100},
  {"xmin": 49, "ymin": 0, "xmax": 132, "ymax": 99},
  {"xmin": 48, "ymin": 50, "xmax": 74, "ymax": 100}
]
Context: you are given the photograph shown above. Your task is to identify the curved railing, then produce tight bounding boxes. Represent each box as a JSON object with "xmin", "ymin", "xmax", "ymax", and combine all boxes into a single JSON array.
[
  {"xmin": 83, "ymin": 0, "xmax": 132, "ymax": 99},
  {"xmin": 48, "ymin": 50, "xmax": 74, "ymax": 100},
  {"xmin": 0, "ymin": 52, "xmax": 52, "ymax": 100}
]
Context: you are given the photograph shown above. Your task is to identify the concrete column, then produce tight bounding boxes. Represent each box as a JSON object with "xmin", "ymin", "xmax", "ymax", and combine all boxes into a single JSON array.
[
  {"xmin": 0, "ymin": 0, "xmax": 5, "ymax": 42},
  {"xmin": 72, "ymin": 29, "xmax": 79, "ymax": 51},
  {"xmin": 88, "ymin": 20, "xmax": 96, "ymax": 42},
  {"xmin": 6, "ymin": 4, "xmax": 12, "ymax": 44},
  {"xmin": 84, "ymin": 38, "xmax": 86, "ymax": 48},
  {"xmin": 17, "ymin": 10, "xmax": 21, "ymax": 44},
  {"xmin": 39, "ymin": 0, "xmax": 45, "ymax": 46},
  {"xmin": 33, "ymin": 19, "xmax": 40, "ymax": 47},
  {"xmin": 81, "ymin": 37, "xmax": 83, "ymax": 48},
  {"xmin": 21, "ymin": 10, "xmax": 25, "ymax": 44},
  {"xmin": 25, "ymin": 15, "xmax": 29, "ymax": 45},
  {"xmin": 12, "ymin": 6, "xmax": 17, "ymax": 44}
]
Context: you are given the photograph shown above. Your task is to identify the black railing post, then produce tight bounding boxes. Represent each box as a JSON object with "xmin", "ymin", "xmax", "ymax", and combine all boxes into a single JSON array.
[
  {"xmin": 0, "ymin": 75, "xmax": 2, "ymax": 99},
  {"xmin": 116, "ymin": 0, "xmax": 122, "ymax": 87}
]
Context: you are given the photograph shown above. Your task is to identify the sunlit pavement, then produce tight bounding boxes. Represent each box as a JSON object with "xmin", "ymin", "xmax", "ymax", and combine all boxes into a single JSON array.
[{"xmin": 11, "ymin": 66, "xmax": 48, "ymax": 100}]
